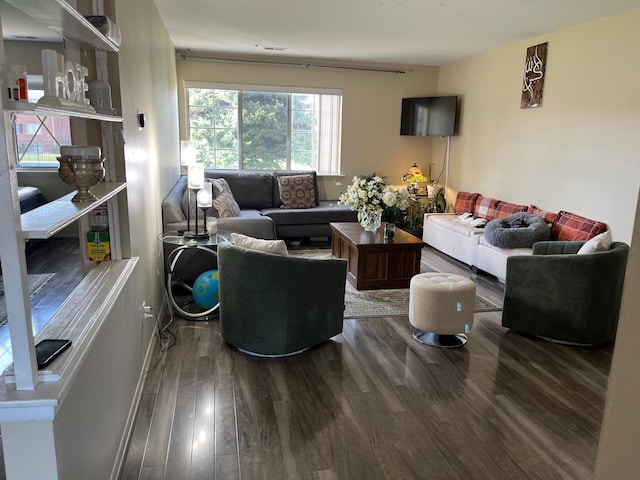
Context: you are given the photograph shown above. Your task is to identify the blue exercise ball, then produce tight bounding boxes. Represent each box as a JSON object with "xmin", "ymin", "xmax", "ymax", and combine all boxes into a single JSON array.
[{"xmin": 192, "ymin": 270, "xmax": 220, "ymax": 309}]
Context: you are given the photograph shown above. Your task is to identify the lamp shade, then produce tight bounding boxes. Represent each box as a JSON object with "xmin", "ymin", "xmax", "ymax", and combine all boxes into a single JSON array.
[
  {"xmin": 187, "ymin": 164, "xmax": 205, "ymax": 190},
  {"xmin": 196, "ymin": 182, "xmax": 213, "ymax": 208},
  {"xmin": 408, "ymin": 163, "xmax": 422, "ymax": 177},
  {"xmin": 181, "ymin": 140, "xmax": 197, "ymax": 166},
  {"xmin": 402, "ymin": 163, "xmax": 428, "ymax": 183}
]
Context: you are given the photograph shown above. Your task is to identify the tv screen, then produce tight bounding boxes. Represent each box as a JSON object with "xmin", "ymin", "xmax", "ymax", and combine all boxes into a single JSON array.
[{"xmin": 400, "ymin": 95, "xmax": 458, "ymax": 136}]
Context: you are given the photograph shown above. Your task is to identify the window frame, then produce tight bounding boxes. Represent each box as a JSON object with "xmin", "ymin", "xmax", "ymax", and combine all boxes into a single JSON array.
[{"xmin": 185, "ymin": 82, "xmax": 343, "ymax": 175}]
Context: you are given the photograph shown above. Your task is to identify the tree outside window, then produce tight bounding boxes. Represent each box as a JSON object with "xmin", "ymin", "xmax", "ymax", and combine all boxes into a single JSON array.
[{"xmin": 187, "ymin": 85, "xmax": 342, "ymax": 175}]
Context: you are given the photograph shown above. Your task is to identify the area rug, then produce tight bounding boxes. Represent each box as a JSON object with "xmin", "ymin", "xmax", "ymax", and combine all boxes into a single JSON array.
[
  {"xmin": 0, "ymin": 273, "xmax": 56, "ymax": 328},
  {"xmin": 289, "ymin": 249, "xmax": 502, "ymax": 318}
]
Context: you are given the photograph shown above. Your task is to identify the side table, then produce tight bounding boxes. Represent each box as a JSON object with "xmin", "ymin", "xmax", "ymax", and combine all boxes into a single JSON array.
[{"xmin": 161, "ymin": 230, "xmax": 233, "ymax": 320}]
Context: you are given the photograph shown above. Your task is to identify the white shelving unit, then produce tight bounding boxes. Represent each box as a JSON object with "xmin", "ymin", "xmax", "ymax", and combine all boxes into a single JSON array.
[
  {"xmin": 0, "ymin": 2, "xmax": 138, "ymax": 478},
  {"xmin": 0, "ymin": 1, "xmax": 127, "ymax": 390}
]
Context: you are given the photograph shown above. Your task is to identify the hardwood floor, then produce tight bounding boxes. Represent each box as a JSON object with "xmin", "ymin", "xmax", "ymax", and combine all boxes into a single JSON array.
[{"xmin": 119, "ymin": 246, "xmax": 613, "ymax": 480}]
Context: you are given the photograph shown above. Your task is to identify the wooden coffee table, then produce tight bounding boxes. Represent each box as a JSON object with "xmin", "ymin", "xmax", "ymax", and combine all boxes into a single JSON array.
[{"xmin": 330, "ymin": 222, "xmax": 425, "ymax": 290}]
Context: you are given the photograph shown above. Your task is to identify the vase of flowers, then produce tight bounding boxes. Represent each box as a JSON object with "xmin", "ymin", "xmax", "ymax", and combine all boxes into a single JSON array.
[{"xmin": 339, "ymin": 174, "xmax": 409, "ymax": 232}]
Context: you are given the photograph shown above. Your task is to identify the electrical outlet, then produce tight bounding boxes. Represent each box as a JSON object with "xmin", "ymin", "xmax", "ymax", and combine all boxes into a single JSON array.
[{"xmin": 142, "ymin": 301, "xmax": 154, "ymax": 323}]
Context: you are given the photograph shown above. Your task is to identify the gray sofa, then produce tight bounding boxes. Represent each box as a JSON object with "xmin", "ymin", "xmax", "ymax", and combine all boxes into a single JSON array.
[{"xmin": 162, "ymin": 169, "xmax": 357, "ymax": 239}]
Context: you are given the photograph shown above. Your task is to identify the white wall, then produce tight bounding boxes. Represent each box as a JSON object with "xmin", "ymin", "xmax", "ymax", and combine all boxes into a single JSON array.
[
  {"xmin": 113, "ymin": 0, "xmax": 179, "ymax": 309},
  {"xmin": 436, "ymin": 10, "xmax": 640, "ymax": 244},
  {"xmin": 594, "ymin": 189, "xmax": 640, "ymax": 477},
  {"xmin": 176, "ymin": 58, "xmax": 439, "ymax": 199}
]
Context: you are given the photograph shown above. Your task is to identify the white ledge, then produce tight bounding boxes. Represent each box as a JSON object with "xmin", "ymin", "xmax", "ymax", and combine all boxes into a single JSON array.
[{"xmin": 0, "ymin": 258, "xmax": 139, "ymax": 423}]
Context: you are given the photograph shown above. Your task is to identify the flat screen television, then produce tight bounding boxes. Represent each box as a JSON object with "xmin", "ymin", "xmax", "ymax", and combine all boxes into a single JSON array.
[{"xmin": 400, "ymin": 95, "xmax": 458, "ymax": 136}]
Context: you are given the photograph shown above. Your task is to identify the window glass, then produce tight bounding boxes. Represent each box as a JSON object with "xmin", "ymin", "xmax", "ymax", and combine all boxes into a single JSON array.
[
  {"xmin": 186, "ymin": 85, "xmax": 342, "ymax": 174},
  {"xmin": 15, "ymin": 114, "xmax": 72, "ymax": 167}
]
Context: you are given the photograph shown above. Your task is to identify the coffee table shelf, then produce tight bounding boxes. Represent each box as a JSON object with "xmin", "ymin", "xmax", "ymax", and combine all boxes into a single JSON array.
[{"xmin": 330, "ymin": 222, "xmax": 424, "ymax": 290}]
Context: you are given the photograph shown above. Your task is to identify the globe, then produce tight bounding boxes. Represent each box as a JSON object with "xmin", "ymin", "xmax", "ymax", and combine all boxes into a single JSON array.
[{"xmin": 192, "ymin": 270, "xmax": 220, "ymax": 309}]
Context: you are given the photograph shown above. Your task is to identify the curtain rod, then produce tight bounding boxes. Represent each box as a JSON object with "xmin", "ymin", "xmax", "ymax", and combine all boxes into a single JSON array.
[{"xmin": 176, "ymin": 51, "xmax": 408, "ymax": 75}]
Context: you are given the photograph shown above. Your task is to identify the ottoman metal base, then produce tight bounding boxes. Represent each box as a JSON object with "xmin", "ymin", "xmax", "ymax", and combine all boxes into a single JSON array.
[{"xmin": 412, "ymin": 329, "xmax": 468, "ymax": 348}]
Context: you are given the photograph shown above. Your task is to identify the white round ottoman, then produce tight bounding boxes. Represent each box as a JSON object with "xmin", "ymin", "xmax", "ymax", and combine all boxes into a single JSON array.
[{"xmin": 409, "ymin": 273, "xmax": 476, "ymax": 348}]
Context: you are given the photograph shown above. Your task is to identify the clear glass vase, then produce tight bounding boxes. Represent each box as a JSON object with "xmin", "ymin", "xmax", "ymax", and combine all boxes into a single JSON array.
[{"xmin": 360, "ymin": 209, "xmax": 382, "ymax": 232}]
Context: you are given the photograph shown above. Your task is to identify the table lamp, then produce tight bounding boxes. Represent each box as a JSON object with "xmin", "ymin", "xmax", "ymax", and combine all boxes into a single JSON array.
[
  {"xmin": 402, "ymin": 163, "xmax": 428, "ymax": 194},
  {"xmin": 184, "ymin": 164, "xmax": 208, "ymax": 239}
]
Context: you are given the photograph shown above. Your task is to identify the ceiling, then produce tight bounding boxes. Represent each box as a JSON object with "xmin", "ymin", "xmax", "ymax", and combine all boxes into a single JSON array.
[
  {"xmin": 153, "ymin": 0, "xmax": 640, "ymax": 66},
  {"xmin": 1, "ymin": 1, "xmax": 639, "ymax": 66}
]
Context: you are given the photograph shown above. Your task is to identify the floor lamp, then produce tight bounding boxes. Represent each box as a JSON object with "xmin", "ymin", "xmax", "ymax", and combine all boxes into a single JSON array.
[{"xmin": 444, "ymin": 136, "xmax": 451, "ymax": 205}]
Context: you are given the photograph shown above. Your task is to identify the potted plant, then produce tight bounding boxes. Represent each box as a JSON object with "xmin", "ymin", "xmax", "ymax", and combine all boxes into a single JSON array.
[{"xmin": 424, "ymin": 186, "xmax": 446, "ymax": 214}]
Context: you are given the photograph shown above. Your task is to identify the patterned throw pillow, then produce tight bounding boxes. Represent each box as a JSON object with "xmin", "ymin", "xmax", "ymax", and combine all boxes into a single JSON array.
[
  {"xmin": 211, "ymin": 178, "xmax": 241, "ymax": 217},
  {"xmin": 494, "ymin": 201, "xmax": 528, "ymax": 219},
  {"xmin": 527, "ymin": 204, "xmax": 558, "ymax": 224},
  {"xmin": 277, "ymin": 174, "xmax": 317, "ymax": 209},
  {"xmin": 473, "ymin": 196, "xmax": 500, "ymax": 220},
  {"xmin": 551, "ymin": 210, "xmax": 607, "ymax": 241},
  {"xmin": 454, "ymin": 192, "xmax": 480, "ymax": 215}
]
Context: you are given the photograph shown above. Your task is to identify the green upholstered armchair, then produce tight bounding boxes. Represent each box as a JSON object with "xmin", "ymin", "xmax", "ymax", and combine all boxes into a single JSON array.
[
  {"xmin": 502, "ymin": 241, "xmax": 629, "ymax": 346},
  {"xmin": 217, "ymin": 243, "xmax": 348, "ymax": 356}
]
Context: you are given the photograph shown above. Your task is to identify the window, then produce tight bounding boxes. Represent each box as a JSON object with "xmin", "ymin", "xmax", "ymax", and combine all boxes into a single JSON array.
[
  {"xmin": 15, "ymin": 114, "xmax": 72, "ymax": 167},
  {"xmin": 186, "ymin": 83, "xmax": 342, "ymax": 175}
]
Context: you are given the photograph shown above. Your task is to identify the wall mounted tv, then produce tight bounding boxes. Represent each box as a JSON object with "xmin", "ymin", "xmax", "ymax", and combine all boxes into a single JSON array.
[{"xmin": 400, "ymin": 95, "xmax": 458, "ymax": 137}]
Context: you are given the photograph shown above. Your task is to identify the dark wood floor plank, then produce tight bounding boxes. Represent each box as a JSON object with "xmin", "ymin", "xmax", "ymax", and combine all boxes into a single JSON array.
[
  {"xmin": 189, "ymin": 354, "xmax": 216, "ymax": 479},
  {"xmin": 165, "ymin": 321, "xmax": 199, "ymax": 479},
  {"xmin": 119, "ymin": 393, "xmax": 158, "ymax": 480}
]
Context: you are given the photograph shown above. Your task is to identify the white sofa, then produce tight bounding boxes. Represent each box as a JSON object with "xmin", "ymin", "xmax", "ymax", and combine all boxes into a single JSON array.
[
  {"xmin": 422, "ymin": 193, "xmax": 608, "ymax": 282},
  {"xmin": 422, "ymin": 213, "xmax": 527, "ymax": 282},
  {"xmin": 422, "ymin": 214, "xmax": 484, "ymax": 267}
]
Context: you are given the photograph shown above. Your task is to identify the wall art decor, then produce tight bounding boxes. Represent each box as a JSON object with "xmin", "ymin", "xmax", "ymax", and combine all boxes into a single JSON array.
[{"xmin": 521, "ymin": 42, "xmax": 548, "ymax": 109}]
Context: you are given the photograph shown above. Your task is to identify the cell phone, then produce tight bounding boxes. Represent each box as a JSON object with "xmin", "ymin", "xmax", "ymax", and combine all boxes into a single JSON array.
[{"xmin": 35, "ymin": 339, "xmax": 72, "ymax": 370}]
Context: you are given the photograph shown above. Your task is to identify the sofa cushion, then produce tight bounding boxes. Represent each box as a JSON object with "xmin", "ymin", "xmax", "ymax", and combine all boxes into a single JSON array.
[
  {"xmin": 577, "ymin": 230, "xmax": 612, "ymax": 254},
  {"xmin": 208, "ymin": 170, "xmax": 274, "ymax": 209},
  {"xmin": 277, "ymin": 174, "xmax": 317, "ymax": 209},
  {"xmin": 494, "ymin": 201, "xmax": 528, "ymax": 219},
  {"xmin": 473, "ymin": 196, "xmax": 501, "ymax": 220},
  {"xmin": 231, "ymin": 232, "xmax": 289, "ymax": 256},
  {"xmin": 212, "ymin": 178, "xmax": 241, "ymax": 217},
  {"xmin": 527, "ymin": 204, "xmax": 558, "ymax": 224},
  {"xmin": 262, "ymin": 201, "xmax": 355, "ymax": 226},
  {"xmin": 551, "ymin": 210, "xmax": 607, "ymax": 241},
  {"xmin": 454, "ymin": 192, "xmax": 480, "ymax": 215},
  {"xmin": 272, "ymin": 171, "xmax": 319, "ymax": 207}
]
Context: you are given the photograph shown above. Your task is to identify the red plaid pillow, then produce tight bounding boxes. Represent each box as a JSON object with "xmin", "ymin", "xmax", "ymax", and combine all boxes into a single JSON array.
[
  {"xmin": 454, "ymin": 192, "xmax": 479, "ymax": 215},
  {"xmin": 473, "ymin": 196, "xmax": 500, "ymax": 220},
  {"xmin": 527, "ymin": 204, "xmax": 558, "ymax": 224},
  {"xmin": 494, "ymin": 201, "xmax": 528, "ymax": 219},
  {"xmin": 551, "ymin": 211, "xmax": 608, "ymax": 241}
]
